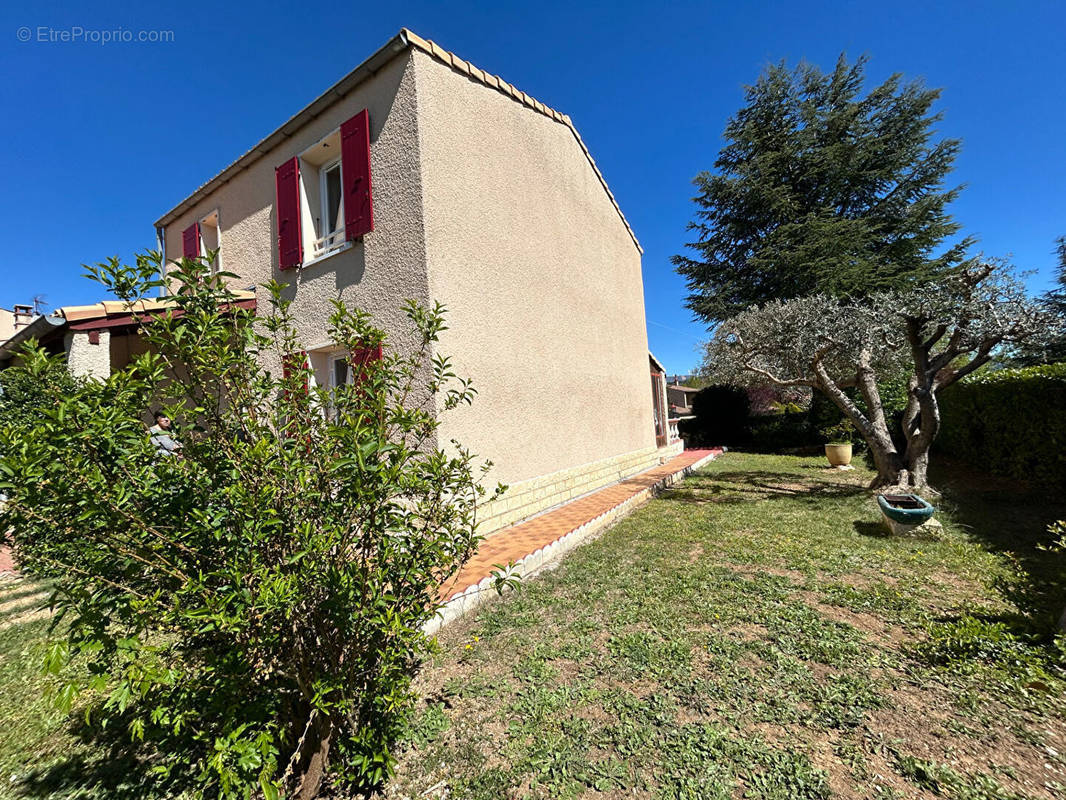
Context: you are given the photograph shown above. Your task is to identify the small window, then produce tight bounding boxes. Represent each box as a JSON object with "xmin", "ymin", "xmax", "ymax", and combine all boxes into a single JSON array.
[
  {"xmin": 329, "ymin": 352, "xmax": 351, "ymax": 389},
  {"xmin": 325, "ymin": 351, "xmax": 354, "ymax": 419},
  {"xmin": 200, "ymin": 210, "xmax": 222, "ymax": 273},
  {"xmin": 299, "ymin": 130, "xmax": 346, "ymax": 263},
  {"xmin": 323, "ymin": 162, "xmax": 343, "ymax": 239}
]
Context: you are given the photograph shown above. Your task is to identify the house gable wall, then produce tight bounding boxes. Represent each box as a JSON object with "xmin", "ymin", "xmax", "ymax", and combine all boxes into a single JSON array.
[
  {"xmin": 157, "ymin": 41, "xmax": 659, "ymax": 521},
  {"xmin": 413, "ymin": 50, "xmax": 656, "ymax": 488}
]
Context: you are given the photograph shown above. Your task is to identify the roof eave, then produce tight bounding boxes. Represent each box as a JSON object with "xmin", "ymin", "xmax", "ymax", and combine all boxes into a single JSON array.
[
  {"xmin": 154, "ymin": 31, "xmax": 412, "ymax": 228},
  {"xmin": 0, "ymin": 314, "xmax": 67, "ymax": 360}
]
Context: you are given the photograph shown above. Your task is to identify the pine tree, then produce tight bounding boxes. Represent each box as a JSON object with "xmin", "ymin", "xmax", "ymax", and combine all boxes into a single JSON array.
[
  {"xmin": 1033, "ymin": 236, "xmax": 1066, "ymax": 363},
  {"xmin": 674, "ymin": 55, "xmax": 971, "ymax": 324},
  {"xmin": 1045, "ymin": 236, "xmax": 1066, "ymax": 318}
]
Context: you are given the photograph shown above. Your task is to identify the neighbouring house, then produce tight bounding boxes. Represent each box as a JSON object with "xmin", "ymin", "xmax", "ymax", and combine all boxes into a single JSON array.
[
  {"xmin": 2, "ymin": 29, "xmax": 680, "ymax": 535},
  {"xmin": 0, "ymin": 294, "xmax": 257, "ymax": 381},
  {"xmin": 666, "ymin": 382, "xmax": 698, "ymax": 418},
  {"xmin": 0, "ymin": 305, "xmax": 38, "ymax": 342}
]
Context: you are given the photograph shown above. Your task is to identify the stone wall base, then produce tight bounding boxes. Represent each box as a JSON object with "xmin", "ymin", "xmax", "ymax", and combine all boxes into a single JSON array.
[{"xmin": 478, "ymin": 441, "xmax": 684, "ymax": 535}]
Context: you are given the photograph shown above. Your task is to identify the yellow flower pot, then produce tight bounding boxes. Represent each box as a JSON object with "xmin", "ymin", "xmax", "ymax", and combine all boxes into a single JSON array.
[{"xmin": 825, "ymin": 443, "xmax": 853, "ymax": 467}]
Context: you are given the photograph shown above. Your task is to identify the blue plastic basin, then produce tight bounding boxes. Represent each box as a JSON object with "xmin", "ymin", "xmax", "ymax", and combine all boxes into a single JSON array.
[{"xmin": 877, "ymin": 493, "xmax": 935, "ymax": 525}]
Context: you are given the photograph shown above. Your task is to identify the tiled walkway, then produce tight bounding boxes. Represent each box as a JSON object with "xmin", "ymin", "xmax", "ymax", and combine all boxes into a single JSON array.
[
  {"xmin": 0, "ymin": 546, "xmax": 14, "ymax": 576},
  {"xmin": 0, "ymin": 449, "xmax": 723, "ymax": 592},
  {"xmin": 439, "ymin": 448, "xmax": 721, "ymax": 602}
]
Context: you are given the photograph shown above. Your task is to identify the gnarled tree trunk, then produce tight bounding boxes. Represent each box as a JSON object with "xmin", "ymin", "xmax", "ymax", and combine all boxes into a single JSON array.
[
  {"xmin": 813, "ymin": 354, "xmax": 920, "ymax": 491},
  {"xmin": 287, "ymin": 711, "xmax": 335, "ymax": 800}
]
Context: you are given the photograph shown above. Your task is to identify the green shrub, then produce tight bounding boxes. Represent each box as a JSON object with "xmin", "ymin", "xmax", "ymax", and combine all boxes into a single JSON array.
[
  {"xmin": 937, "ymin": 363, "xmax": 1066, "ymax": 487},
  {"xmin": 679, "ymin": 385, "xmax": 750, "ymax": 447},
  {"xmin": 820, "ymin": 419, "xmax": 858, "ymax": 445},
  {"xmin": 748, "ymin": 412, "xmax": 816, "ymax": 452},
  {"xmin": 0, "ymin": 254, "xmax": 503, "ymax": 799},
  {"xmin": 0, "ymin": 352, "xmax": 80, "ymax": 434}
]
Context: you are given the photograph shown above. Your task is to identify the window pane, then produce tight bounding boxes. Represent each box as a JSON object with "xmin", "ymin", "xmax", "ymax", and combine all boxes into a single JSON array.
[
  {"xmin": 325, "ymin": 164, "xmax": 343, "ymax": 235},
  {"xmin": 333, "ymin": 357, "xmax": 349, "ymax": 387}
]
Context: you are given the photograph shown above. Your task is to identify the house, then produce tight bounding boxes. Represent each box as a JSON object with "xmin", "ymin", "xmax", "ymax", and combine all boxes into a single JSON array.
[
  {"xmin": 0, "ymin": 294, "xmax": 257, "ymax": 380},
  {"xmin": 0, "ymin": 305, "xmax": 38, "ymax": 342},
  {"xmin": 666, "ymin": 382, "xmax": 699, "ymax": 418},
  {"xmin": 5, "ymin": 30, "xmax": 680, "ymax": 535}
]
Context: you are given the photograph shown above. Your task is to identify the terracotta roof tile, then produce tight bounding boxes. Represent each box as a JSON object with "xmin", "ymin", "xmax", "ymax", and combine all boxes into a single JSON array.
[{"xmin": 156, "ymin": 30, "xmax": 641, "ymax": 253}]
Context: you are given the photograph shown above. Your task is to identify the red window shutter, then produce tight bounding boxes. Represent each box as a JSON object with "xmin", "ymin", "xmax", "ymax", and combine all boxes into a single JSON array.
[
  {"xmin": 275, "ymin": 157, "xmax": 303, "ymax": 269},
  {"xmin": 340, "ymin": 110, "xmax": 374, "ymax": 240},
  {"xmin": 182, "ymin": 222, "xmax": 201, "ymax": 258},
  {"xmin": 350, "ymin": 343, "xmax": 382, "ymax": 385}
]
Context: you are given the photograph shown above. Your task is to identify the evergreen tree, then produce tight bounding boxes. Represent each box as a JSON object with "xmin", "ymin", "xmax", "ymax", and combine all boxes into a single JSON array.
[
  {"xmin": 674, "ymin": 55, "xmax": 971, "ymax": 324},
  {"xmin": 1032, "ymin": 236, "xmax": 1066, "ymax": 363},
  {"xmin": 1045, "ymin": 236, "xmax": 1066, "ymax": 318}
]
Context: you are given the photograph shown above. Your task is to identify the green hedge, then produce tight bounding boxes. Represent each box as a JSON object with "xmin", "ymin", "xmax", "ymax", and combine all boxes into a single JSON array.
[
  {"xmin": 678, "ymin": 385, "xmax": 751, "ymax": 447},
  {"xmin": 937, "ymin": 363, "xmax": 1066, "ymax": 487},
  {"xmin": 748, "ymin": 412, "xmax": 819, "ymax": 452}
]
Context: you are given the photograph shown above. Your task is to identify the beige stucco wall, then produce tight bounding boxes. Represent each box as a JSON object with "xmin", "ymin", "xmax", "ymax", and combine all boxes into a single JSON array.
[
  {"xmin": 161, "ymin": 52, "xmax": 431, "ymax": 384},
  {"xmin": 0, "ymin": 309, "xmax": 14, "ymax": 342},
  {"xmin": 412, "ymin": 49, "xmax": 656, "ymax": 488},
  {"xmin": 64, "ymin": 330, "xmax": 111, "ymax": 379},
  {"xmin": 157, "ymin": 42, "xmax": 660, "ymax": 523},
  {"xmin": 478, "ymin": 440, "xmax": 682, "ymax": 533}
]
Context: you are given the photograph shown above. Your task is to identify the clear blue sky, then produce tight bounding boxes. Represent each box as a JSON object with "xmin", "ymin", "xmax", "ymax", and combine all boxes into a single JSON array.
[{"xmin": 2, "ymin": 0, "xmax": 1063, "ymax": 373}]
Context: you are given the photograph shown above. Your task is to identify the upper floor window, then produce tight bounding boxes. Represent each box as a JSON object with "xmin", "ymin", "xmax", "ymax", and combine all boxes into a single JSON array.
[
  {"xmin": 274, "ymin": 109, "xmax": 373, "ymax": 271},
  {"xmin": 200, "ymin": 210, "xmax": 222, "ymax": 273},
  {"xmin": 319, "ymin": 158, "xmax": 345, "ymax": 257},
  {"xmin": 180, "ymin": 209, "xmax": 222, "ymax": 274},
  {"xmin": 299, "ymin": 129, "xmax": 347, "ymax": 263}
]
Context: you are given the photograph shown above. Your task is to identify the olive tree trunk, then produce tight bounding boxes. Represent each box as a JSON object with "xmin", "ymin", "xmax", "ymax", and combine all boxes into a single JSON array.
[{"xmin": 812, "ymin": 353, "xmax": 935, "ymax": 492}]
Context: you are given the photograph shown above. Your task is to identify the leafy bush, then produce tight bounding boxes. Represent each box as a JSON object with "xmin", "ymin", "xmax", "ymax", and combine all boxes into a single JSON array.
[
  {"xmin": 0, "ymin": 254, "xmax": 502, "ymax": 799},
  {"xmin": 820, "ymin": 419, "xmax": 857, "ymax": 445},
  {"xmin": 748, "ymin": 412, "xmax": 816, "ymax": 452},
  {"xmin": 0, "ymin": 351, "xmax": 80, "ymax": 434},
  {"xmin": 678, "ymin": 385, "xmax": 750, "ymax": 447},
  {"xmin": 937, "ymin": 363, "xmax": 1066, "ymax": 487}
]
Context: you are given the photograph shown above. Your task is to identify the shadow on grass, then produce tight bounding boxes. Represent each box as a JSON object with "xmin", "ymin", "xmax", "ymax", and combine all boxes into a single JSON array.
[
  {"xmin": 929, "ymin": 458, "xmax": 1066, "ymax": 639},
  {"xmin": 852, "ymin": 521, "xmax": 889, "ymax": 538},
  {"xmin": 14, "ymin": 714, "xmax": 190, "ymax": 800},
  {"xmin": 667, "ymin": 470, "xmax": 867, "ymax": 506},
  {"xmin": 852, "ymin": 520, "xmax": 945, "ymax": 543}
]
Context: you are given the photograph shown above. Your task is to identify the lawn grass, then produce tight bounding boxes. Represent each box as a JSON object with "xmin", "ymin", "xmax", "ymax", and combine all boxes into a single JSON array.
[
  {"xmin": 1, "ymin": 453, "xmax": 1064, "ymax": 799},
  {"xmin": 380, "ymin": 453, "xmax": 1066, "ymax": 800}
]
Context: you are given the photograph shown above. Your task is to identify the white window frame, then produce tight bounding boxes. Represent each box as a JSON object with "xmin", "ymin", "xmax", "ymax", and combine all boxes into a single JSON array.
[
  {"xmin": 310, "ymin": 158, "xmax": 345, "ymax": 261},
  {"xmin": 199, "ymin": 209, "xmax": 222, "ymax": 274},
  {"xmin": 326, "ymin": 351, "xmax": 354, "ymax": 419},
  {"xmin": 327, "ymin": 351, "xmax": 352, "ymax": 390}
]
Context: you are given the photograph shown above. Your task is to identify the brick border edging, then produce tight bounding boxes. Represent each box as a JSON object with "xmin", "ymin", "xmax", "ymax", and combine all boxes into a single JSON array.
[{"xmin": 423, "ymin": 449, "xmax": 720, "ymax": 635}]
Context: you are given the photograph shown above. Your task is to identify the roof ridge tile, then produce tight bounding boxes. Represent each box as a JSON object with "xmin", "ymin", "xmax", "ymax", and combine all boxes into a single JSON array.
[{"xmin": 156, "ymin": 29, "xmax": 641, "ymax": 253}]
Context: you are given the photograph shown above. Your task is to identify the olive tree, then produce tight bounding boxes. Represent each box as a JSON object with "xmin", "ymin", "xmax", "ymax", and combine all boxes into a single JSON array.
[
  {"xmin": 0, "ymin": 253, "xmax": 503, "ymax": 799},
  {"xmin": 702, "ymin": 260, "xmax": 1052, "ymax": 490}
]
